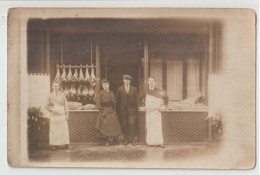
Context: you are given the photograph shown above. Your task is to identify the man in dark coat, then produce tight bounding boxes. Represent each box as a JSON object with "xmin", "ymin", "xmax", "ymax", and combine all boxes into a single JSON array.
[{"xmin": 116, "ymin": 75, "xmax": 138, "ymax": 146}]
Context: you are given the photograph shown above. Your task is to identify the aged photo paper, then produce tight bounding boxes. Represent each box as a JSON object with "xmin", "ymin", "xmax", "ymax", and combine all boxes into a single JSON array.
[{"xmin": 7, "ymin": 8, "xmax": 256, "ymax": 169}]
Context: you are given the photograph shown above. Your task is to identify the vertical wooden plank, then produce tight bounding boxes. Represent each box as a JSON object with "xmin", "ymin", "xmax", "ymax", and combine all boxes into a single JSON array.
[
  {"xmin": 46, "ymin": 29, "xmax": 51, "ymax": 90},
  {"xmin": 182, "ymin": 59, "xmax": 187, "ymax": 99},
  {"xmin": 60, "ymin": 34, "xmax": 63, "ymax": 65},
  {"xmin": 96, "ymin": 42, "xmax": 100, "ymax": 93},
  {"xmin": 144, "ymin": 39, "xmax": 149, "ymax": 82},
  {"xmin": 20, "ymin": 18, "xmax": 29, "ymax": 163},
  {"xmin": 209, "ymin": 23, "xmax": 214, "ymax": 74},
  {"xmin": 215, "ymin": 24, "xmax": 219, "ymax": 72},
  {"xmin": 208, "ymin": 117, "xmax": 213, "ymax": 142},
  {"xmin": 105, "ymin": 43, "xmax": 107, "ymax": 79},
  {"xmin": 204, "ymin": 33, "xmax": 209, "ymax": 105},
  {"xmin": 40, "ymin": 21, "xmax": 44, "ymax": 73},
  {"xmin": 162, "ymin": 60, "xmax": 167, "ymax": 91}
]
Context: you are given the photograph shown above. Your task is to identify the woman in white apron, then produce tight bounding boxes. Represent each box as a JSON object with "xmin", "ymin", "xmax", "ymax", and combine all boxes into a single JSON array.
[
  {"xmin": 46, "ymin": 81, "xmax": 70, "ymax": 149},
  {"xmin": 145, "ymin": 77, "xmax": 166, "ymax": 148}
]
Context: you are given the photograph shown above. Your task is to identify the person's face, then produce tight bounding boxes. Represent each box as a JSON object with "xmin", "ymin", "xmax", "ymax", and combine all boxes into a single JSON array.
[
  {"xmin": 102, "ymin": 82, "xmax": 110, "ymax": 90},
  {"xmin": 123, "ymin": 78, "xmax": 131, "ymax": 85},
  {"xmin": 148, "ymin": 78, "xmax": 156, "ymax": 88},
  {"xmin": 52, "ymin": 83, "xmax": 60, "ymax": 93}
]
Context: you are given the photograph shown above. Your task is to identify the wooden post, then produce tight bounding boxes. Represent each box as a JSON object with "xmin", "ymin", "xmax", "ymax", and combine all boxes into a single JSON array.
[
  {"xmin": 60, "ymin": 35, "xmax": 63, "ymax": 65},
  {"xmin": 204, "ymin": 34, "xmax": 209, "ymax": 105},
  {"xmin": 96, "ymin": 42, "xmax": 101, "ymax": 93},
  {"xmin": 209, "ymin": 23, "xmax": 214, "ymax": 74},
  {"xmin": 40, "ymin": 21, "xmax": 44, "ymax": 73},
  {"xmin": 46, "ymin": 30, "xmax": 51, "ymax": 91},
  {"xmin": 144, "ymin": 39, "xmax": 149, "ymax": 81},
  {"xmin": 208, "ymin": 117, "xmax": 213, "ymax": 142},
  {"xmin": 182, "ymin": 59, "xmax": 187, "ymax": 99}
]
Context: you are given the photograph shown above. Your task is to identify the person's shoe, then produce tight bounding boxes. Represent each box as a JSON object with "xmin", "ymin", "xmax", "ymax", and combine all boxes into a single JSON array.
[
  {"xmin": 160, "ymin": 144, "xmax": 165, "ymax": 148},
  {"xmin": 124, "ymin": 140, "xmax": 129, "ymax": 145},
  {"xmin": 113, "ymin": 137, "xmax": 120, "ymax": 144},
  {"xmin": 132, "ymin": 142, "xmax": 137, "ymax": 146}
]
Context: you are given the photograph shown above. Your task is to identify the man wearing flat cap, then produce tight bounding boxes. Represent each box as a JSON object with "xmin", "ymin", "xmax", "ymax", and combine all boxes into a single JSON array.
[{"xmin": 116, "ymin": 75, "xmax": 138, "ymax": 146}]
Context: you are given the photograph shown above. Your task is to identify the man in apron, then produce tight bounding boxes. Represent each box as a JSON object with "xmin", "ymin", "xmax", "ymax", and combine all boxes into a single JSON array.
[{"xmin": 46, "ymin": 81, "xmax": 70, "ymax": 149}]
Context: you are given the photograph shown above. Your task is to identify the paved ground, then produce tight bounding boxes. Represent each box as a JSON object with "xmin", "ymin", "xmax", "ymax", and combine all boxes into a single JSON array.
[{"xmin": 29, "ymin": 141, "xmax": 222, "ymax": 163}]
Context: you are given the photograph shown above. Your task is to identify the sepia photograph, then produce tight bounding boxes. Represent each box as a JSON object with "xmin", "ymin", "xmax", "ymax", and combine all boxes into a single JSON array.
[{"xmin": 7, "ymin": 8, "xmax": 256, "ymax": 169}]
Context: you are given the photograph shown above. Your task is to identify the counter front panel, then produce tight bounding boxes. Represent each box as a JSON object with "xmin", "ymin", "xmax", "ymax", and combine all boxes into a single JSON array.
[
  {"xmin": 138, "ymin": 111, "xmax": 209, "ymax": 143},
  {"xmin": 68, "ymin": 110, "xmax": 99, "ymax": 143},
  {"xmin": 68, "ymin": 110, "xmax": 209, "ymax": 143}
]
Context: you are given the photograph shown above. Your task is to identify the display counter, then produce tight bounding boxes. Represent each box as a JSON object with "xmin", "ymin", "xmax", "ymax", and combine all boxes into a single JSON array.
[{"xmin": 68, "ymin": 110, "xmax": 209, "ymax": 144}]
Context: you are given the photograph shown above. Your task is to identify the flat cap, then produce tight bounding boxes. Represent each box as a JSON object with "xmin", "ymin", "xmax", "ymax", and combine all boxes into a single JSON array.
[{"xmin": 122, "ymin": 74, "xmax": 133, "ymax": 80}]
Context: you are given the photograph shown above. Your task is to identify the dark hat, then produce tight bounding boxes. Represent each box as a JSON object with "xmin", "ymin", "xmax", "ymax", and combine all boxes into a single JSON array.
[{"xmin": 122, "ymin": 75, "xmax": 133, "ymax": 80}]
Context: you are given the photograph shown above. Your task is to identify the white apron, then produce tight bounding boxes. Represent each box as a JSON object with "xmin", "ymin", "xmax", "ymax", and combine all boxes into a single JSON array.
[
  {"xmin": 49, "ymin": 106, "xmax": 70, "ymax": 145},
  {"xmin": 145, "ymin": 94, "xmax": 164, "ymax": 145}
]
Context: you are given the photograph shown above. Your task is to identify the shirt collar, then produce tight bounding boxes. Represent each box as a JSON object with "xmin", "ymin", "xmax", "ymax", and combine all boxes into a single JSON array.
[{"xmin": 53, "ymin": 91, "xmax": 60, "ymax": 96}]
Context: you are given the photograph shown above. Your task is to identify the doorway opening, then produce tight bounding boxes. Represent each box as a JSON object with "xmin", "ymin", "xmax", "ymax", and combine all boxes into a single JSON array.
[{"xmin": 100, "ymin": 35, "xmax": 144, "ymax": 94}]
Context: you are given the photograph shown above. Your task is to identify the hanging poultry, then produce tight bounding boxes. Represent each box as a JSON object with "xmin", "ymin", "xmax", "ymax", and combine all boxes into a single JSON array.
[
  {"xmin": 81, "ymin": 85, "xmax": 89, "ymax": 105},
  {"xmin": 81, "ymin": 85, "xmax": 89, "ymax": 96},
  {"xmin": 88, "ymin": 85, "xmax": 95, "ymax": 103},
  {"xmin": 60, "ymin": 66, "xmax": 66, "ymax": 81},
  {"xmin": 54, "ymin": 66, "xmax": 61, "ymax": 82},
  {"xmin": 72, "ymin": 66, "xmax": 78, "ymax": 80},
  {"xmin": 78, "ymin": 65, "xmax": 84, "ymax": 81},
  {"xmin": 90, "ymin": 65, "xmax": 96, "ymax": 87},
  {"xmin": 84, "ymin": 65, "xmax": 91, "ymax": 82},
  {"xmin": 69, "ymin": 84, "xmax": 77, "ymax": 101},
  {"xmin": 77, "ymin": 85, "xmax": 82, "ymax": 101},
  {"xmin": 66, "ymin": 65, "xmax": 72, "ymax": 80},
  {"xmin": 62, "ymin": 86, "xmax": 70, "ymax": 99}
]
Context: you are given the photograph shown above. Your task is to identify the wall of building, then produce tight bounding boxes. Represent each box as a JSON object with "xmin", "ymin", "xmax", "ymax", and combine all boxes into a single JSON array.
[{"xmin": 211, "ymin": 9, "xmax": 255, "ymax": 168}]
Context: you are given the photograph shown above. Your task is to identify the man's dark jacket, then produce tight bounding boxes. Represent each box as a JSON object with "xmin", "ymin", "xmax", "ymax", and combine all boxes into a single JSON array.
[{"xmin": 116, "ymin": 85, "xmax": 139, "ymax": 116}]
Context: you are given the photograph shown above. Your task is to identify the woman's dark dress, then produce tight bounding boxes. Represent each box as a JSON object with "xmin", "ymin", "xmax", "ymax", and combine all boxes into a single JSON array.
[{"xmin": 96, "ymin": 90, "xmax": 121, "ymax": 137}]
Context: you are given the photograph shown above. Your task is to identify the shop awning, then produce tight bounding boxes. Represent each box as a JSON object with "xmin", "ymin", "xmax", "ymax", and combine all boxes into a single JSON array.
[{"xmin": 37, "ymin": 18, "xmax": 211, "ymax": 34}]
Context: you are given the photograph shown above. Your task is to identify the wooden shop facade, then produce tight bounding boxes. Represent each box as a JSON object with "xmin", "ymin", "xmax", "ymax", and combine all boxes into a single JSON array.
[{"xmin": 27, "ymin": 18, "xmax": 221, "ymax": 144}]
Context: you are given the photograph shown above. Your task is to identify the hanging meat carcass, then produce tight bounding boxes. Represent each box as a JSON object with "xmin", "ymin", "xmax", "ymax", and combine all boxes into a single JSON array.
[
  {"xmin": 66, "ymin": 65, "xmax": 72, "ymax": 80},
  {"xmin": 54, "ymin": 66, "xmax": 61, "ymax": 82},
  {"xmin": 72, "ymin": 67, "xmax": 78, "ymax": 80},
  {"xmin": 78, "ymin": 65, "xmax": 84, "ymax": 81},
  {"xmin": 90, "ymin": 65, "xmax": 96, "ymax": 87},
  {"xmin": 60, "ymin": 66, "xmax": 67, "ymax": 81},
  {"xmin": 84, "ymin": 65, "xmax": 91, "ymax": 82},
  {"xmin": 69, "ymin": 84, "xmax": 77, "ymax": 101}
]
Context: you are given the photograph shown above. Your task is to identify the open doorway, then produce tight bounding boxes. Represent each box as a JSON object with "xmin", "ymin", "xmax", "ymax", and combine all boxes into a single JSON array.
[{"xmin": 100, "ymin": 35, "xmax": 144, "ymax": 94}]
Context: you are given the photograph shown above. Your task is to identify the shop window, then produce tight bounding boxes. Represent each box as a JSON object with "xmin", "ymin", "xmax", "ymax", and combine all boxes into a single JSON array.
[
  {"xmin": 149, "ymin": 59, "xmax": 163, "ymax": 89},
  {"xmin": 187, "ymin": 58, "xmax": 200, "ymax": 98},
  {"xmin": 166, "ymin": 60, "xmax": 183, "ymax": 101},
  {"xmin": 148, "ymin": 34, "xmax": 207, "ymax": 102}
]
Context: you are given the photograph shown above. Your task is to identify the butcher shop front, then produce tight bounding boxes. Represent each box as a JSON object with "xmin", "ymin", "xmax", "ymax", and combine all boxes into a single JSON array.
[{"xmin": 27, "ymin": 18, "xmax": 221, "ymax": 145}]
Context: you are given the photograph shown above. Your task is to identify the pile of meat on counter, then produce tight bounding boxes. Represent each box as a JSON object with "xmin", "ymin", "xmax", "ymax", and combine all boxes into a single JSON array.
[
  {"xmin": 166, "ymin": 93, "xmax": 208, "ymax": 111},
  {"xmin": 54, "ymin": 65, "xmax": 97, "ymax": 110}
]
